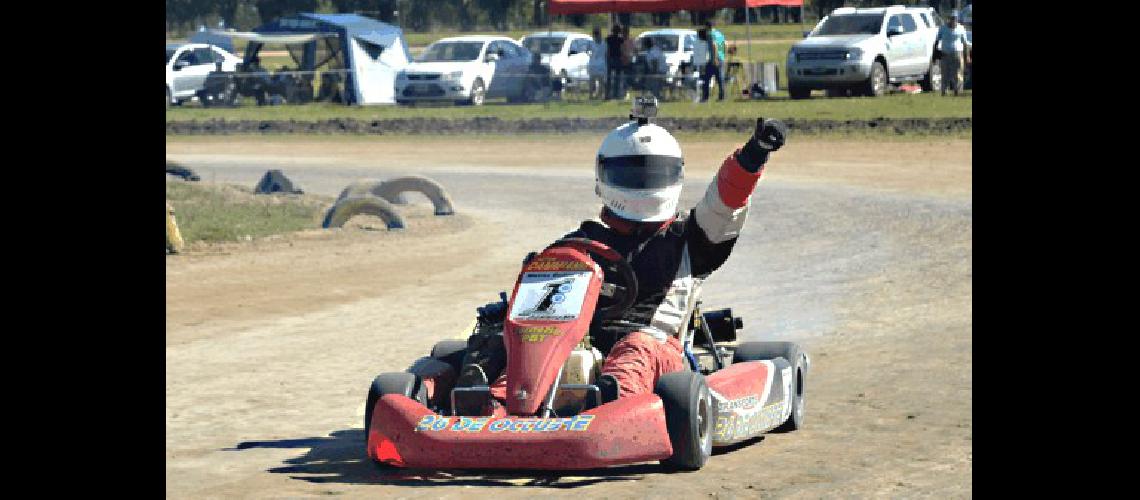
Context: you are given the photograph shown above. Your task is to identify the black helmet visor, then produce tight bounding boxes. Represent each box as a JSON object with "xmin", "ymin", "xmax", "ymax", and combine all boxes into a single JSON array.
[{"xmin": 596, "ymin": 154, "xmax": 684, "ymax": 189}]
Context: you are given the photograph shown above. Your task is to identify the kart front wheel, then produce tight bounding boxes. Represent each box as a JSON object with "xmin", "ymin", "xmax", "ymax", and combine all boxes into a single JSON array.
[
  {"xmin": 655, "ymin": 370, "xmax": 714, "ymax": 470},
  {"xmin": 734, "ymin": 341, "xmax": 807, "ymax": 432},
  {"xmin": 364, "ymin": 372, "xmax": 426, "ymax": 442}
]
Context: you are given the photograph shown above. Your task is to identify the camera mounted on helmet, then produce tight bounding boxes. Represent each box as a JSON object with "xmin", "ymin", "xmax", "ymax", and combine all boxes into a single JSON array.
[{"xmin": 630, "ymin": 95, "xmax": 658, "ymax": 125}]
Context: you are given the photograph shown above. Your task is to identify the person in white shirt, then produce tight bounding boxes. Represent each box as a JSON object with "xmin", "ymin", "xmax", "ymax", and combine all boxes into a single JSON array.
[
  {"xmin": 588, "ymin": 27, "xmax": 608, "ymax": 100},
  {"xmin": 937, "ymin": 14, "xmax": 971, "ymax": 96}
]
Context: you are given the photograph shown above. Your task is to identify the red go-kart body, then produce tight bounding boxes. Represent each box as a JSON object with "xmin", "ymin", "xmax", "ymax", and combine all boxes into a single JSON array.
[{"xmin": 366, "ymin": 239, "xmax": 808, "ymax": 470}]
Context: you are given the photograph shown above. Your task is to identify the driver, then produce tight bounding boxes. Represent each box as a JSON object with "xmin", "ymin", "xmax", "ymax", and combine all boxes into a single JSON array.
[{"xmin": 458, "ymin": 101, "xmax": 788, "ymax": 412}]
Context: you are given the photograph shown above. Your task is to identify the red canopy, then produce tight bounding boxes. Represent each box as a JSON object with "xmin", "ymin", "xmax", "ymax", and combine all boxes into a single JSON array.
[{"xmin": 549, "ymin": 0, "xmax": 802, "ymax": 16}]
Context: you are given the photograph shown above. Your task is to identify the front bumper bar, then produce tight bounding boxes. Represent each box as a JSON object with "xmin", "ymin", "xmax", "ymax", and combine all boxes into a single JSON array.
[{"xmin": 367, "ymin": 392, "xmax": 673, "ymax": 469}]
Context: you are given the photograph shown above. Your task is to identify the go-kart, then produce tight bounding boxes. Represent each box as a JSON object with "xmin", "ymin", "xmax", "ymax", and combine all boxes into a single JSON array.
[{"xmin": 364, "ymin": 237, "xmax": 809, "ymax": 470}]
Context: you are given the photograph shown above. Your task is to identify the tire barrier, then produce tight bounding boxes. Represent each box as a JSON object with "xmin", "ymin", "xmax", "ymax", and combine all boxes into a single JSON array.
[
  {"xmin": 167, "ymin": 116, "xmax": 973, "ymax": 136},
  {"xmin": 373, "ymin": 176, "xmax": 455, "ymax": 216},
  {"xmin": 321, "ymin": 194, "xmax": 405, "ymax": 230},
  {"xmin": 166, "ymin": 161, "xmax": 201, "ymax": 182},
  {"xmin": 334, "ymin": 180, "xmax": 392, "ymax": 204},
  {"xmin": 167, "ymin": 202, "xmax": 185, "ymax": 254},
  {"xmin": 254, "ymin": 169, "xmax": 304, "ymax": 194},
  {"xmin": 334, "ymin": 176, "xmax": 454, "ymax": 214}
]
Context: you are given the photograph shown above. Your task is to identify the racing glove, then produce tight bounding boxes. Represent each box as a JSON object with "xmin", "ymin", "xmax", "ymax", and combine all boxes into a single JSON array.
[{"xmin": 735, "ymin": 118, "xmax": 789, "ymax": 173}]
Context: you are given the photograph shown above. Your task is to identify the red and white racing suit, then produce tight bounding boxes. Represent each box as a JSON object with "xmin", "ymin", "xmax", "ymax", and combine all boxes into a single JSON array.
[{"xmin": 489, "ymin": 145, "xmax": 767, "ymax": 402}]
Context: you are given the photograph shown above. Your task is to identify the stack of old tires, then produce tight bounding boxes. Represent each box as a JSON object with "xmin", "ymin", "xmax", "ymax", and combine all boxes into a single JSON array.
[{"xmin": 322, "ymin": 175, "xmax": 455, "ymax": 230}]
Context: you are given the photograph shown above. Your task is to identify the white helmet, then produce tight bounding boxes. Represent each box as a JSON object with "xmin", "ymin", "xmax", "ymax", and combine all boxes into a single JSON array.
[{"xmin": 595, "ymin": 118, "xmax": 684, "ymax": 222}]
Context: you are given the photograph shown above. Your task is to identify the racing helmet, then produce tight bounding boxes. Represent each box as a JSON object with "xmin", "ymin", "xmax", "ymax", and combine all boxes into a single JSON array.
[{"xmin": 595, "ymin": 99, "xmax": 684, "ymax": 222}]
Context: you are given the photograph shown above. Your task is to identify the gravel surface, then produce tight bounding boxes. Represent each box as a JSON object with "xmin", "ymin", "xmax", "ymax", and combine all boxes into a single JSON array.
[{"xmin": 166, "ymin": 137, "xmax": 971, "ymax": 498}]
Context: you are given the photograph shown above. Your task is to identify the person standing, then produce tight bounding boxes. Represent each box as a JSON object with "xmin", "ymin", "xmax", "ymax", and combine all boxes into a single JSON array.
[
  {"xmin": 706, "ymin": 20, "xmax": 727, "ymax": 101},
  {"xmin": 937, "ymin": 14, "xmax": 970, "ymax": 96},
  {"xmin": 643, "ymin": 37, "xmax": 666, "ymax": 99},
  {"xmin": 605, "ymin": 24, "xmax": 625, "ymax": 100},
  {"xmin": 693, "ymin": 28, "xmax": 710, "ymax": 101},
  {"xmin": 620, "ymin": 25, "xmax": 637, "ymax": 99},
  {"xmin": 696, "ymin": 28, "xmax": 724, "ymax": 102},
  {"xmin": 589, "ymin": 26, "xmax": 608, "ymax": 100}
]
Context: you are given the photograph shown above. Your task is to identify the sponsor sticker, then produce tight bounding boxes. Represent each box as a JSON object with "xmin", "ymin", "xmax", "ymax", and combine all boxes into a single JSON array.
[
  {"xmin": 509, "ymin": 271, "xmax": 592, "ymax": 321},
  {"xmin": 525, "ymin": 257, "xmax": 592, "ymax": 272},
  {"xmin": 516, "ymin": 326, "xmax": 562, "ymax": 343},
  {"xmin": 415, "ymin": 414, "xmax": 595, "ymax": 433},
  {"xmin": 713, "ymin": 401, "xmax": 787, "ymax": 441}
]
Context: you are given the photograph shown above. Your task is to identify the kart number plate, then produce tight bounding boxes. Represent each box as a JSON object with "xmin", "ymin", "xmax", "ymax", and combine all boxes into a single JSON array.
[{"xmin": 509, "ymin": 271, "xmax": 592, "ymax": 321}]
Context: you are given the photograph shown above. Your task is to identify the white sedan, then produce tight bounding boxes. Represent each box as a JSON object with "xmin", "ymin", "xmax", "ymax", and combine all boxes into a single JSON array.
[
  {"xmin": 395, "ymin": 36, "xmax": 537, "ymax": 106},
  {"xmin": 519, "ymin": 32, "xmax": 594, "ymax": 88},
  {"xmin": 166, "ymin": 43, "xmax": 241, "ymax": 107}
]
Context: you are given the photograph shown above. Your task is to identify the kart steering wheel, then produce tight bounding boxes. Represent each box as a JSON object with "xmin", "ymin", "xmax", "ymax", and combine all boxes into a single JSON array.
[{"xmin": 546, "ymin": 237, "xmax": 638, "ymax": 320}]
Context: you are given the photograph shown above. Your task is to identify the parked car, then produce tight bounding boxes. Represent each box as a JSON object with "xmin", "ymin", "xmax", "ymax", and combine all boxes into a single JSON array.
[
  {"xmin": 395, "ymin": 36, "xmax": 539, "ymax": 106},
  {"xmin": 786, "ymin": 5, "xmax": 942, "ymax": 98},
  {"xmin": 519, "ymin": 31, "xmax": 594, "ymax": 89},
  {"xmin": 166, "ymin": 43, "xmax": 241, "ymax": 107},
  {"xmin": 635, "ymin": 29, "xmax": 699, "ymax": 86}
]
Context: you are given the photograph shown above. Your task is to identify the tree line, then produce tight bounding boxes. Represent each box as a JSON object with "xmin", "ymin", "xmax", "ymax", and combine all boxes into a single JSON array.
[{"xmin": 166, "ymin": 1, "xmax": 963, "ymax": 36}]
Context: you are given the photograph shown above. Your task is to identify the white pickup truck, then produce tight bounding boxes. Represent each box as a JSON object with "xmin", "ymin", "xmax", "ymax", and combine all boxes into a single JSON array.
[
  {"xmin": 786, "ymin": 5, "xmax": 943, "ymax": 98},
  {"xmin": 166, "ymin": 43, "xmax": 241, "ymax": 107}
]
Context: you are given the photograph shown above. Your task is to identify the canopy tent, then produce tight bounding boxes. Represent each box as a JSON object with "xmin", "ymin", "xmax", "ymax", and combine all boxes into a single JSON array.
[
  {"xmin": 239, "ymin": 13, "xmax": 411, "ymax": 105},
  {"xmin": 213, "ymin": 31, "xmax": 335, "ymax": 45},
  {"xmin": 549, "ymin": 0, "xmax": 805, "ymax": 88}
]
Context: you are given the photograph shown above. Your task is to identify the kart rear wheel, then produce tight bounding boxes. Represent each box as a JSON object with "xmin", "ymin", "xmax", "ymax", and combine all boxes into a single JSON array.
[
  {"xmin": 364, "ymin": 372, "xmax": 426, "ymax": 443},
  {"xmin": 734, "ymin": 341, "xmax": 807, "ymax": 432},
  {"xmin": 655, "ymin": 370, "xmax": 714, "ymax": 470}
]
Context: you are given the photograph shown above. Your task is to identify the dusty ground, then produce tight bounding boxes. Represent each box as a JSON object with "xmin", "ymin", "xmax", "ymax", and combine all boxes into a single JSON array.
[{"xmin": 166, "ymin": 136, "xmax": 971, "ymax": 498}]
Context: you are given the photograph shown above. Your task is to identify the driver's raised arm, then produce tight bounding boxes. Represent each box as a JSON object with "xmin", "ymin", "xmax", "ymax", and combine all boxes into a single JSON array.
[{"xmin": 688, "ymin": 118, "xmax": 787, "ymax": 277}]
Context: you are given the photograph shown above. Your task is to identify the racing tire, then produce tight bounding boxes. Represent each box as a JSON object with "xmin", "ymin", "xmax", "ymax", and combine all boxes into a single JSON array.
[
  {"xmin": 733, "ymin": 341, "xmax": 807, "ymax": 432},
  {"xmin": 655, "ymin": 370, "xmax": 714, "ymax": 470},
  {"xmin": 788, "ymin": 84, "xmax": 811, "ymax": 100},
  {"xmin": 920, "ymin": 57, "xmax": 941, "ymax": 93},
  {"xmin": 364, "ymin": 372, "xmax": 426, "ymax": 442},
  {"xmin": 863, "ymin": 61, "xmax": 887, "ymax": 97},
  {"xmin": 430, "ymin": 339, "xmax": 469, "ymax": 371},
  {"xmin": 465, "ymin": 79, "xmax": 486, "ymax": 106}
]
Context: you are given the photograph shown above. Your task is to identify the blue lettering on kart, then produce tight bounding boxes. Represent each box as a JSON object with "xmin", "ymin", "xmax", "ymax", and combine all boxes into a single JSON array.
[{"xmin": 416, "ymin": 415, "xmax": 596, "ymax": 433}]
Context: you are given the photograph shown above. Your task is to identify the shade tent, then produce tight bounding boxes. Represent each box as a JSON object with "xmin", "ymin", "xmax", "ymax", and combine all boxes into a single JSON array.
[
  {"xmin": 241, "ymin": 13, "xmax": 411, "ymax": 105},
  {"xmin": 220, "ymin": 32, "xmax": 335, "ymax": 44}
]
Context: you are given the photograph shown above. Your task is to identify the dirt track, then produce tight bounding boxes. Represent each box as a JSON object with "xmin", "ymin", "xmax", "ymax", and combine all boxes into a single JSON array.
[{"xmin": 166, "ymin": 136, "xmax": 971, "ymax": 498}]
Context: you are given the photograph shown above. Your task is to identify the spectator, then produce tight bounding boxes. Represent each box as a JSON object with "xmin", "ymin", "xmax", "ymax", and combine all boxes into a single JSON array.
[
  {"xmin": 589, "ymin": 26, "xmax": 608, "ymax": 99},
  {"xmin": 937, "ymin": 14, "xmax": 970, "ymax": 96},
  {"xmin": 620, "ymin": 25, "xmax": 637, "ymax": 99},
  {"xmin": 706, "ymin": 20, "xmax": 727, "ymax": 98},
  {"xmin": 693, "ymin": 28, "xmax": 710, "ymax": 98},
  {"xmin": 642, "ymin": 36, "xmax": 666, "ymax": 99},
  {"xmin": 696, "ymin": 27, "xmax": 724, "ymax": 102},
  {"xmin": 605, "ymin": 24, "xmax": 625, "ymax": 100}
]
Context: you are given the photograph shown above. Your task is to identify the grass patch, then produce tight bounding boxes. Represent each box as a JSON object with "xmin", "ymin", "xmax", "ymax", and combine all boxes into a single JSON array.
[
  {"xmin": 167, "ymin": 91, "xmax": 970, "ymax": 122},
  {"xmin": 166, "ymin": 181, "xmax": 329, "ymax": 244}
]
